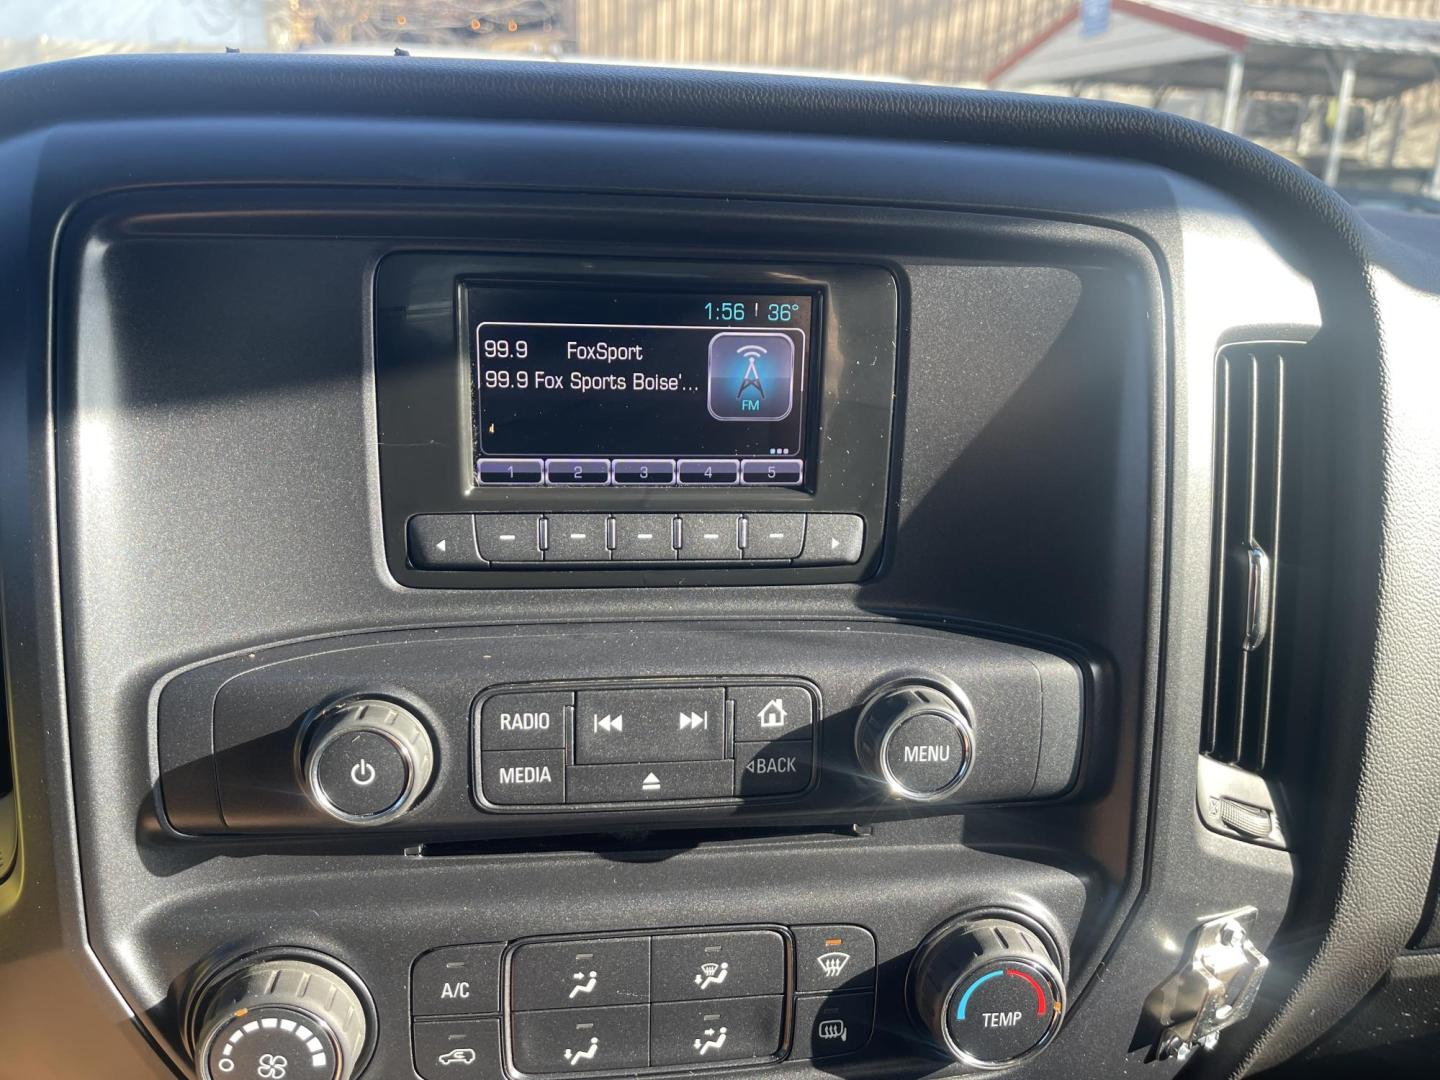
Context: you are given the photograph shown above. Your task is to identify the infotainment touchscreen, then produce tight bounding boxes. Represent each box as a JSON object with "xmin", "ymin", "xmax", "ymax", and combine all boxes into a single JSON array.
[{"xmin": 465, "ymin": 284, "xmax": 816, "ymax": 489}]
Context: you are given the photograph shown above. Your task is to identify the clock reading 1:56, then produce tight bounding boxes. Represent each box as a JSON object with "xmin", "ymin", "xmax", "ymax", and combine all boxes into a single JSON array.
[{"xmin": 703, "ymin": 300, "xmax": 803, "ymax": 323}]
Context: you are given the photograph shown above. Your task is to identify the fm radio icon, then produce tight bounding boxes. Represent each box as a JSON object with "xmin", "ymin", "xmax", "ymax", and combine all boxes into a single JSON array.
[{"xmin": 707, "ymin": 332, "xmax": 796, "ymax": 422}]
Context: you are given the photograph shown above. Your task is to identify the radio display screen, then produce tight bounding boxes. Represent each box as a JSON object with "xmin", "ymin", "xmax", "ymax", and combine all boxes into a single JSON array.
[{"xmin": 466, "ymin": 284, "xmax": 815, "ymax": 489}]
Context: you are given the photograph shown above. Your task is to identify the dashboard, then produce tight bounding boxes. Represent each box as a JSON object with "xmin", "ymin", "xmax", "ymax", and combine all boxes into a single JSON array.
[{"xmin": 1, "ymin": 54, "xmax": 1438, "ymax": 1080}]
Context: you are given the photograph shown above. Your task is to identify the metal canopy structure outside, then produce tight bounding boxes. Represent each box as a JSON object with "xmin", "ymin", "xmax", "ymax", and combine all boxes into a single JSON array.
[{"xmin": 989, "ymin": 0, "xmax": 1440, "ymax": 185}]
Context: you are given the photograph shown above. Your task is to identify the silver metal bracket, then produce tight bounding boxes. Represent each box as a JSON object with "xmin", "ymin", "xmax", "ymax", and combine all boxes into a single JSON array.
[{"xmin": 1146, "ymin": 908, "xmax": 1270, "ymax": 1063}]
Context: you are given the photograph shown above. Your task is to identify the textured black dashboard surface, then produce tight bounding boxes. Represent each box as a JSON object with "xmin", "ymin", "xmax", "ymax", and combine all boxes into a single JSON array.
[{"xmin": 0, "ymin": 54, "xmax": 1435, "ymax": 1080}]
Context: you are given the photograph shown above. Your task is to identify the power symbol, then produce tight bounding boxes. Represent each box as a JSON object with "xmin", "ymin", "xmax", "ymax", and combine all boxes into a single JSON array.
[{"xmin": 350, "ymin": 758, "xmax": 377, "ymax": 786}]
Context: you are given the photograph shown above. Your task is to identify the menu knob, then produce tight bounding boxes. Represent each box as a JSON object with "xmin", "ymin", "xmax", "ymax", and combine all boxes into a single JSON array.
[{"xmin": 855, "ymin": 683, "xmax": 973, "ymax": 800}]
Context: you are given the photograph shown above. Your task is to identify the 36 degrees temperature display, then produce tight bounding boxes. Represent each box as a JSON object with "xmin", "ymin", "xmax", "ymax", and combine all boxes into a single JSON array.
[{"xmin": 467, "ymin": 285, "xmax": 814, "ymax": 476}]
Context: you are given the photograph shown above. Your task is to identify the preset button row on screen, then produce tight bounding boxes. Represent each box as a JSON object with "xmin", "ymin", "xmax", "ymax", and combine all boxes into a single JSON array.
[
  {"xmin": 475, "ymin": 457, "xmax": 804, "ymax": 487},
  {"xmin": 406, "ymin": 512, "xmax": 863, "ymax": 569}
]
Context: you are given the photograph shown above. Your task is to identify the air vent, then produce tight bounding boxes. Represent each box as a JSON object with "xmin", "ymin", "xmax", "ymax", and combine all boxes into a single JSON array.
[{"xmin": 1202, "ymin": 344, "xmax": 1289, "ymax": 773}]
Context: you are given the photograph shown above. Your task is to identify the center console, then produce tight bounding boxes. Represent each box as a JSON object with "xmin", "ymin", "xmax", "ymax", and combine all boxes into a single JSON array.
[{"xmin": 29, "ymin": 106, "xmax": 1303, "ymax": 1080}]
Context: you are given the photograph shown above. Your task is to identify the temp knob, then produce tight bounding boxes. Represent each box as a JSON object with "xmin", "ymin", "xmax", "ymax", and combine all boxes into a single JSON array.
[
  {"xmin": 911, "ymin": 916, "xmax": 1066, "ymax": 1068},
  {"xmin": 191, "ymin": 956, "xmax": 368, "ymax": 1080},
  {"xmin": 300, "ymin": 698, "xmax": 434, "ymax": 825},
  {"xmin": 855, "ymin": 683, "xmax": 973, "ymax": 800}
]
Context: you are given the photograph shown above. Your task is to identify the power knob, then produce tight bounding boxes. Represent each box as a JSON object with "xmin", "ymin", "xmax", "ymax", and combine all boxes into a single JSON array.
[
  {"xmin": 190, "ymin": 955, "xmax": 369, "ymax": 1080},
  {"xmin": 855, "ymin": 682, "xmax": 973, "ymax": 800},
  {"xmin": 299, "ymin": 698, "xmax": 434, "ymax": 825},
  {"xmin": 911, "ymin": 916, "xmax": 1067, "ymax": 1069}
]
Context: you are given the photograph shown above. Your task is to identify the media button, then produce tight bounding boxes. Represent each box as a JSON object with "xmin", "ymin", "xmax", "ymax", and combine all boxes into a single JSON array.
[
  {"xmin": 475, "ymin": 514, "xmax": 543, "ymax": 562},
  {"xmin": 478, "ymin": 749, "xmax": 564, "ymax": 805},
  {"xmin": 677, "ymin": 459, "xmax": 740, "ymax": 486},
  {"xmin": 478, "ymin": 691, "xmax": 569, "ymax": 751},
  {"xmin": 546, "ymin": 458, "xmax": 610, "ymax": 486},
  {"xmin": 611, "ymin": 514, "xmax": 678, "ymax": 562},
  {"xmin": 613, "ymin": 458, "xmax": 676, "ymax": 486},
  {"xmin": 741, "ymin": 458, "xmax": 804, "ymax": 486},
  {"xmin": 477, "ymin": 457, "xmax": 544, "ymax": 485}
]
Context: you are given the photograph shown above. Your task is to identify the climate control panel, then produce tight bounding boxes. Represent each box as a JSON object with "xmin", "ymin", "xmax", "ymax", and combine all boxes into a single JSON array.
[{"xmin": 184, "ymin": 911, "xmax": 1069, "ymax": 1080}]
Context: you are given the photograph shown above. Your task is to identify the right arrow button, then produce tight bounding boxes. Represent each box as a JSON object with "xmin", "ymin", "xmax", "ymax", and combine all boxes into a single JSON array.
[{"xmin": 794, "ymin": 514, "xmax": 864, "ymax": 566}]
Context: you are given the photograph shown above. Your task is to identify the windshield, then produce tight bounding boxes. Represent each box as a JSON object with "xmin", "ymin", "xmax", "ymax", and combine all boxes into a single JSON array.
[{"xmin": 4, "ymin": 0, "xmax": 1438, "ymax": 203}]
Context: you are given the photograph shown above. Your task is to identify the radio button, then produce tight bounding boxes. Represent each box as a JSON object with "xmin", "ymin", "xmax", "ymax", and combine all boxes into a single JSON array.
[
  {"xmin": 740, "ymin": 514, "xmax": 805, "ymax": 560},
  {"xmin": 478, "ymin": 749, "xmax": 564, "ymax": 805},
  {"xmin": 475, "ymin": 515, "xmax": 543, "ymax": 562},
  {"xmin": 741, "ymin": 458, "xmax": 804, "ymax": 486},
  {"xmin": 793, "ymin": 925, "xmax": 877, "ymax": 994},
  {"xmin": 510, "ymin": 937, "xmax": 650, "ymax": 1012},
  {"xmin": 649, "ymin": 995, "xmax": 783, "ymax": 1066},
  {"xmin": 546, "ymin": 458, "xmax": 610, "ymax": 486},
  {"xmin": 677, "ymin": 514, "xmax": 741, "ymax": 560},
  {"xmin": 574, "ymin": 688, "xmax": 725, "ymax": 763},
  {"xmin": 677, "ymin": 459, "xmax": 740, "ymax": 485},
  {"xmin": 510, "ymin": 1004, "xmax": 650, "ymax": 1073},
  {"xmin": 650, "ymin": 930, "xmax": 785, "ymax": 1003},
  {"xmin": 412, "ymin": 944, "xmax": 503, "ymax": 1017},
  {"xmin": 731, "ymin": 684, "xmax": 814, "ymax": 742},
  {"xmin": 565, "ymin": 761, "xmax": 733, "ymax": 803},
  {"xmin": 795, "ymin": 514, "xmax": 864, "ymax": 565},
  {"xmin": 408, "ymin": 515, "xmax": 485, "ymax": 570},
  {"xmin": 543, "ymin": 515, "xmax": 610, "ymax": 562},
  {"xmin": 477, "ymin": 458, "xmax": 544, "ymax": 485},
  {"xmin": 611, "ymin": 514, "xmax": 678, "ymax": 561},
  {"xmin": 613, "ymin": 459, "xmax": 676, "ymax": 486},
  {"xmin": 479, "ymin": 692, "xmax": 568, "ymax": 751},
  {"xmin": 735, "ymin": 742, "xmax": 813, "ymax": 796}
]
